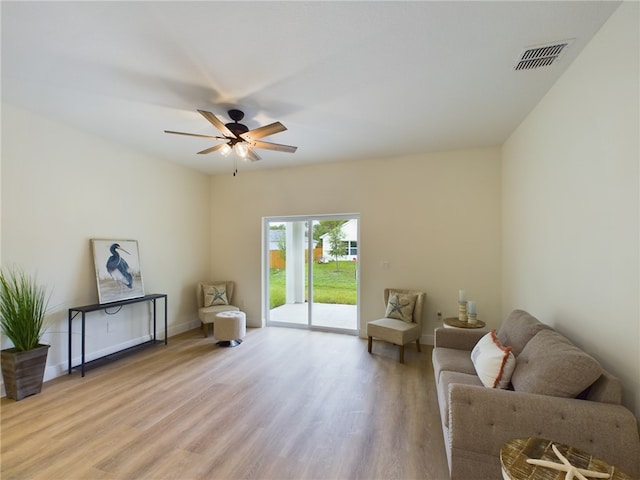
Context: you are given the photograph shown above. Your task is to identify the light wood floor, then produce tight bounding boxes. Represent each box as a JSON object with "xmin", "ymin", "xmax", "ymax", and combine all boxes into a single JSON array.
[{"xmin": 1, "ymin": 327, "xmax": 449, "ymax": 480}]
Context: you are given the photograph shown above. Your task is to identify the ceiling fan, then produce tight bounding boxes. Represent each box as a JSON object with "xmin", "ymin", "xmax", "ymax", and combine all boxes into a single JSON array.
[{"xmin": 165, "ymin": 109, "xmax": 297, "ymax": 168}]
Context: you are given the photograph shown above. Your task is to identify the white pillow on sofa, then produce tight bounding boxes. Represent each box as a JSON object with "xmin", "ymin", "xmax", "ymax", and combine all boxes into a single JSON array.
[{"xmin": 470, "ymin": 330, "xmax": 516, "ymax": 389}]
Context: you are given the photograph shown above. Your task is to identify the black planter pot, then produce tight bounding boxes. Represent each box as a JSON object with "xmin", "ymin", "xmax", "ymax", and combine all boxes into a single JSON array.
[{"xmin": 1, "ymin": 344, "xmax": 50, "ymax": 401}]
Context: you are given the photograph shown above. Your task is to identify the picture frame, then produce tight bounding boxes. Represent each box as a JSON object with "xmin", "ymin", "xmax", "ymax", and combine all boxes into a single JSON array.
[{"xmin": 91, "ymin": 239, "xmax": 145, "ymax": 304}]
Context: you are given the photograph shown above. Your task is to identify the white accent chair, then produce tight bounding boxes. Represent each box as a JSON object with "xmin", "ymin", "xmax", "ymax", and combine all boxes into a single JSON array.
[
  {"xmin": 197, "ymin": 281, "xmax": 239, "ymax": 338},
  {"xmin": 367, "ymin": 288, "xmax": 426, "ymax": 363}
]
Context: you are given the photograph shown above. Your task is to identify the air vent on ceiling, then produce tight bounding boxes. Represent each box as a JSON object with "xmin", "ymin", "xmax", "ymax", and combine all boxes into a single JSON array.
[{"xmin": 514, "ymin": 40, "xmax": 573, "ymax": 71}]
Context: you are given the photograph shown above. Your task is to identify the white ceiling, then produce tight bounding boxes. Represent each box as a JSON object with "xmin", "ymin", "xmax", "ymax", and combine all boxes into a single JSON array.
[{"xmin": 1, "ymin": 1, "xmax": 620, "ymax": 175}]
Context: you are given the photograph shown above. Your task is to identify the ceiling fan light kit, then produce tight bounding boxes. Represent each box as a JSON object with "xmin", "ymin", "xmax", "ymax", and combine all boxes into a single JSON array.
[
  {"xmin": 235, "ymin": 142, "xmax": 249, "ymax": 158},
  {"xmin": 220, "ymin": 144, "xmax": 232, "ymax": 157},
  {"xmin": 165, "ymin": 109, "xmax": 297, "ymax": 176}
]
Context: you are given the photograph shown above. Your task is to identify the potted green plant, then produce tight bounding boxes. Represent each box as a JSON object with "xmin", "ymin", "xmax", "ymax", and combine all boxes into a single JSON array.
[{"xmin": 0, "ymin": 267, "xmax": 50, "ymax": 401}]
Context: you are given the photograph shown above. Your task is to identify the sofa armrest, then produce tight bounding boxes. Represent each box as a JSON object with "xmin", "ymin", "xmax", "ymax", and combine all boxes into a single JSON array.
[
  {"xmin": 447, "ymin": 383, "xmax": 640, "ymax": 479},
  {"xmin": 434, "ymin": 327, "xmax": 486, "ymax": 350}
]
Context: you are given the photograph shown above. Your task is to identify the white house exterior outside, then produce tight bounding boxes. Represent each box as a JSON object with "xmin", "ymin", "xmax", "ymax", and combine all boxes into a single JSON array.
[{"xmin": 319, "ymin": 219, "xmax": 358, "ymax": 261}]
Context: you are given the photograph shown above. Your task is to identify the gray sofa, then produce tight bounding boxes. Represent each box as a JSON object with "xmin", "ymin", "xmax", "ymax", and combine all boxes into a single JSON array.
[{"xmin": 432, "ymin": 309, "xmax": 640, "ymax": 479}]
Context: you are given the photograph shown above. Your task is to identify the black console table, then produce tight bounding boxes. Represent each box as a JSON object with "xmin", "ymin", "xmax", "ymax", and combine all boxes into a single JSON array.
[{"xmin": 68, "ymin": 293, "xmax": 167, "ymax": 377}]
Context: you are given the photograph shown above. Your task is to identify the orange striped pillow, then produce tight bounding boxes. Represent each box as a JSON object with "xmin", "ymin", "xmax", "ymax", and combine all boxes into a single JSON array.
[{"xmin": 470, "ymin": 329, "xmax": 517, "ymax": 388}]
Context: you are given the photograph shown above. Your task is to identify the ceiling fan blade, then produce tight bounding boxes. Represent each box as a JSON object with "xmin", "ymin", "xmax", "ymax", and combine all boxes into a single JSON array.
[
  {"xmin": 246, "ymin": 147, "xmax": 261, "ymax": 162},
  {"xmin": 198, "ymin": 110, "xmax": 235, "ymax": 138},
  {"xmin": 197, "ymin": 143, "xmax": 229, "ymax": 155},
  {"xmin": 250, "ymin": 140, "xmax": 298, "ymax": 153},
  {"xmin": 241, "ymin": 122, "xmax": 287, "ymax": 141},
  {"xmin": 164, "ymin": 130, "xmax": 226, "ymax": 140}
]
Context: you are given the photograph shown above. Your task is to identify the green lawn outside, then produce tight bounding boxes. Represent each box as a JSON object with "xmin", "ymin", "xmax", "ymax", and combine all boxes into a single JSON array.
[{"xmin": 269, "ymin": 260, "xmax": 357, "ymax": 309}]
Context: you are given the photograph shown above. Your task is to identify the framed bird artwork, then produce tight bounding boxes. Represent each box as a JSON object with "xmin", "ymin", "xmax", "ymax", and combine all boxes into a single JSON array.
[{"xmin": 91, "ymin": 239, "xmax": 145, "ymax": 304}]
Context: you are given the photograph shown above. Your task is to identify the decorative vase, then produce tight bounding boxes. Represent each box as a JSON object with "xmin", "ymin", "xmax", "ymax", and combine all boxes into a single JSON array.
[{"xmin": 1, "ymin": 344, "xmax": 49, "ymax": 401}]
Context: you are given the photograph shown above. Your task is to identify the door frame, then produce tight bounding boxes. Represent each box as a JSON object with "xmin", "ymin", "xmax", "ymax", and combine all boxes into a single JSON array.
[{"xmin": 262, "ymin": 213, "xmax": 360, "ymax": 334}]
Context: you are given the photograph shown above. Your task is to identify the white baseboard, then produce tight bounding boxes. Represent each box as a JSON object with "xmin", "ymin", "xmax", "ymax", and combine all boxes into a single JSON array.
[
  {"xmin": 3, "ymin": 319, "xmax": 424, "ymax": 398},
  {"xmin": 357, "ymin": 331, "xmax": 434, "ymax": 346},
  {"xmin": 167, "ymin": 318, "xmax": 200, "ymax": 338},
  {"xmin": 1, "ymin": 318, "xmax": 203, "ymax": 397},
  {"xmin": 421, "ymin": 333, "xmax": 435, "ymax": 346}
]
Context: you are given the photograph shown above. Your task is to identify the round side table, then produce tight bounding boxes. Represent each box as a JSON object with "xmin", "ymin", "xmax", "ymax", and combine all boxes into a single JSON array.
[
  {"xmin": 501, "ymin": 437, "xmax": 631, "ymax": 480},
  {"xmin": 443, "ymin": 317, "xmax": 486, "ymax": 329}
]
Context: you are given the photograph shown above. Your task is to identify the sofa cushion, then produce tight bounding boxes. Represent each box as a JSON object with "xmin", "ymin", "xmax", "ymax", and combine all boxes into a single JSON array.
[
  {"xmin": 497, "ymin": 310, "xmax": 550, "ymax": 357},
  {"xmin": 470, "ymin": 330, "xmax": 516, "ymax": 389},
  {"xmin": 511, "ymin": 329, "xmax": 602, "ymax": 398},
  {"xmin": 581, "ymin": 370, "xmax": 622, "ymax": 404},
  {"xmin": 437, "ymin": 371, "xmax": 483, "ymax": 428},
  {"xmin": 432, "ymin": 346, "xmax": 477, "ymax": 383},
  {"xmin": 384, "ymin": 291, "xmax": 417, "ymax": 323}
]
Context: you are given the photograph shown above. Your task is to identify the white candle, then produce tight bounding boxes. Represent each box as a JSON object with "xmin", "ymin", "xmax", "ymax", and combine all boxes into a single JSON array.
[
  {"xmin": 458, "ymin": 290, "xmax": 466, "ymax": 303},
  {"xmin": 467, "ymin": 301, "xmax": 476, "ymax": 315}
]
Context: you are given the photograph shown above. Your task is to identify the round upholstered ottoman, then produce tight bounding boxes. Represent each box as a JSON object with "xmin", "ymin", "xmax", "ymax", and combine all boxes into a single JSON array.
[
  {"xmin": 199, "ymin": 305, "xmax": 239, "ymax": 338},
  {"xmin": 214, "ymin": 311, "xmax": 246, "ymax": 347}
]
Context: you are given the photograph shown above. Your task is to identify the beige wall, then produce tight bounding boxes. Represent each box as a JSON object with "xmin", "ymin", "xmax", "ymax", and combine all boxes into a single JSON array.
[
  {"xmin": 1, "ymin": 104, "xmax": 211, "ymax": 382},
  {"xmin": 208, "ymin": 147, "xmax": 502, "ymax": 340},
  {"xmin": 502, "ymin": 2, "xmax": 639, "ymax": 416},
  {"xmin": 3, "ymin": 2, "xmax": 636, "ymax": 422}
]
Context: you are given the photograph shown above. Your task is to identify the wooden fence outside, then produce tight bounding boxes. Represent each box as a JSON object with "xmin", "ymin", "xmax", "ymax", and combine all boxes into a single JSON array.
[{"xmin": 269, "ymin": 247, "xmax": 323, "ymax": 269}]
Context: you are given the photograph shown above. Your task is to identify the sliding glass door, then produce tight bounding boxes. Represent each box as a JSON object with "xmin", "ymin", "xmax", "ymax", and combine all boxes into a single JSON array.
[
  {"xmin": 263, "ymin": 214, "xmax": 359, "ymax": 334},
  {"xmin": 266, "ymin": 219, "xmax": 309, "ymax": 327}
]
